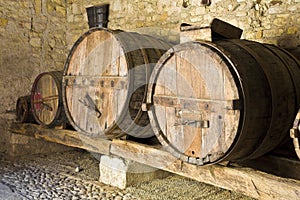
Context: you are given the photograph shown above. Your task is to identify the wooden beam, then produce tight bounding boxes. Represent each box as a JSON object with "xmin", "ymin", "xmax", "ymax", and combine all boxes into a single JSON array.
[
  {"xmin": 110, "ymin": 139, "xmax": 300, "ymax": 200},
  {"xmin": 8, "ymin": 123, "xmax": 300, "ymax": 200},
  {"xmin": 9, "ymin": 123, "xmax": 111, "ymax": 155}
]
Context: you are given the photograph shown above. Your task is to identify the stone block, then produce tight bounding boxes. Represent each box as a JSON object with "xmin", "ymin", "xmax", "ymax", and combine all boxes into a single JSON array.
[
  {"xmin": 10, "ymin": 133, "xmax": 29, "ymax": 144},
  {"xmin": 255, "ymin": 30, "xmax": 263, "ymax": 39},
  {"xmin": 29, "ymin": 38, "xmax": 41, "ymax": 48},
  {"xmin": 287, "ymin": 27, "xmax": 298, "ymax": 35},
  {"xmin": 273, "ymin": 18, "xmax": 286, "ymax": 27},
  {"xmin": 263, "ymin": 29, "xmax": 284, "ymax": 37},
  {"xmin": 34, "ymin": 0, "xmax": 42, "ymax": 15},
  {"xmin": 56, "ymin": 5, "xmax": 66, "ymax": 17},
  {"xmin": 99, "ymin": 155, "xmax": 170, "ymax": 189},
  {"xmin": 268, "ymin": 5, "xmax": 285, "ymax": 14},
  {"xmin": 195, "ymin": 7, "xmax": 206, "ymax": 15},
  {"xmin": 0, "ymin": 18, "xmax": 8, "ymax": 27}
]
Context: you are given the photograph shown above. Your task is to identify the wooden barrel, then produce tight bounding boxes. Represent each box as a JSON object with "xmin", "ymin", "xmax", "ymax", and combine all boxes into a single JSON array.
[
  {"xmin": 287, "ymin": 47, "xmax": 300, "ymax": 62},
  {"xmin": 31, "ymin": 71, "xmax": 67, "ymax": 128},
  {"xmin": 62, "ymin": 28, "xmax": 172, "ymax": 138},
  {"xmin": 86, "ymin": 4, "xmax": 109, "ymax": 28},
  {"xmin": 146, "ymin": 39, "xmax": 300, "ymax": 165},
  {"xmin": 16, "ymin": 95, "xmax": 36, "ymax": 123}
]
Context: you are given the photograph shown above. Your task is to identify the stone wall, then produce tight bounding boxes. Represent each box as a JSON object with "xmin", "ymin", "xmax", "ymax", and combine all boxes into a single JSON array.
[
  {"xmin": 0, "ymin": 0, "xmax": 68, "ymax": 114},
  {"xmin": 0, "ymin": 0, "xmax": 299, "ymax": 153},
  {"xmin": 180, "ymin": 0, "xmax": 300, "ymax": 48},
  {"xmin": 1, "ymin": 0, "xmax": 299, "ymax": 113}
]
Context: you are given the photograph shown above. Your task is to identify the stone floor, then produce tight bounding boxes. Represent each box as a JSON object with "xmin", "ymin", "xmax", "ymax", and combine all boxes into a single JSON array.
[{"xmin": 0, "ymin": 149, "xmax": 254, "ymax": 200}]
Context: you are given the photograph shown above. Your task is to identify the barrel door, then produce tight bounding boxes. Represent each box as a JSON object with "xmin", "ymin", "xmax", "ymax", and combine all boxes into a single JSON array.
[
  {"xmin": 63, "ymin": 28, "xmax": 171, "ymax": 138},
  {"xmin": 147, "ymin": 40, "xmax": 300, "ymax": 164},
  {"xmin": 31, "ymin": 71, "xmax": 66, "ymax": 127}
]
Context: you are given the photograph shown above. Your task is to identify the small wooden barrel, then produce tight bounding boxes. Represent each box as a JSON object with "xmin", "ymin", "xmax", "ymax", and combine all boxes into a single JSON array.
[
  {"xmin": 146, "ymin": 39, "xmax": 300, "ymax": 165},
  {"xmin": 62, "ymin": 28, "xmax": 171, "ymax": 138},
  {"xmin": 16, "ymin": 95, "xmax": 36, "ymax": 123},
  {"xmin": 86, "ymin": 4, "xmax": 109, "ymax": 28},
  {"xmin": 31, "ymin": 71, "xmax": 67, "ymax": 128}
]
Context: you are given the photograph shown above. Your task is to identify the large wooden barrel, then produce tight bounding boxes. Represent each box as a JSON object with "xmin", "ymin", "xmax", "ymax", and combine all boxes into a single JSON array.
[
  {"xmin": 31, "ymin": 71, "xmax": 67, "ymax": 128},
  {"xmin": 146, "ymin": 39, "xmax": 300, "ymax": 165},
  {"xmin": 16, "ymin": 95, "xmax": 36, "ymax": 123},
  {"xmin": 62, "ymin": 28, "xmax": 172, "ymax": 138}
]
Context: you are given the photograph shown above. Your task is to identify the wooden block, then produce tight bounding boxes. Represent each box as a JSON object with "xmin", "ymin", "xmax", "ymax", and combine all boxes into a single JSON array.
[{"xmin": 211, "ymin": 18, "xmax": 243, "ymax": 41}]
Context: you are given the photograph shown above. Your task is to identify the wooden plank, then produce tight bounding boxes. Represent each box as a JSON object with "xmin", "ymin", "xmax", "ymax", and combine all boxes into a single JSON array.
[
  {"xmin": 211, "ymin": 18, "xmax": 243, "ymax": 41},
  {"xmin": 110, "ymin": 139, "xmax": 300, "ymax": 200},
  {"xmin": 8, "ymin": 123, "xmax": 300, "ymax": 200},
  {"xmin": 9, "ymin": 123, "xmax": 111, "ymax": 155}
]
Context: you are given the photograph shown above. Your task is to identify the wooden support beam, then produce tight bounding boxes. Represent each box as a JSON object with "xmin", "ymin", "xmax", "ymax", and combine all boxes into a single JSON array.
[
  {"xmin": 110, "ymin": 139, "xmax": 300, "ymax": 200},
  {"xmin": 9, "ymin": 123, "xmax": 111, "ymax": 155},
  {"xmin": 8, "ymin": 123, "xmax": 300, "ymax": 200}
]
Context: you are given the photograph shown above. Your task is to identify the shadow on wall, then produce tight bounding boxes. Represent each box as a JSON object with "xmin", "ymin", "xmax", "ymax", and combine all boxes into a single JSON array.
[{"xmin": 278, "ymin": 35, "xmax": 300, "ymax": 61}]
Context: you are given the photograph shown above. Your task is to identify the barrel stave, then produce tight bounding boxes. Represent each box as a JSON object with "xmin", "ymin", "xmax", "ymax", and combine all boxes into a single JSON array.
[
  {"xmin": 147, "ymin": 39, "xmax": 300, "ymax": 164},
  {"xmin": 31, "ymin": 71, "xmax": 67, "ymax": 128},
  {"xmin": 63, "ymin": 28, "xmax": 172, "ymax": 138}
]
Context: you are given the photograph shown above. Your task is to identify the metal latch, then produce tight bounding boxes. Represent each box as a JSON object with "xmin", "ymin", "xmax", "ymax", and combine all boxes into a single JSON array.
[{"xmin": 174, "ymin": 120, "xmax": 209, "ymax": 128}]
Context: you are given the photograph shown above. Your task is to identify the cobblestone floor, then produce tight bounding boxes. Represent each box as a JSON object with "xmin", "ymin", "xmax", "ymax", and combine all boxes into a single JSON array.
[{"xmin": 0, "ymin": 150, "xmax": 254, "ymax": 200}]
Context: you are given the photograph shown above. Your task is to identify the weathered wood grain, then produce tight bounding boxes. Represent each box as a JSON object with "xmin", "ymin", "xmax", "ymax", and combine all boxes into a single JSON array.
[
  {"xmin": 147, "ymin": 39, "xmax": 300, "ymax": 165},
  {"xmin": 110, "ymin": 139, "xmax": 300, "ymax": 200},
  {"xmin": 9, "ymin": 123, "xmax": 111, "ymax": 155},
  {"xmin": 8, "ymin": 123, "xmax": 300, "ymax": 199},
  {"xmin": 147, "ymin": 42, "xmax": 240, "ymax": 164},
  {"xmin": 31, "ymin": 71, "xmax": 66, "ymax": 128},
  {"xmin": 63, "ymin": 28, "xmax": 172, "ymax": 138}
]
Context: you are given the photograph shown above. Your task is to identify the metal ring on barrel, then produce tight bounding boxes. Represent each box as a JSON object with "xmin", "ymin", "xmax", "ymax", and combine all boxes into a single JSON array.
[
  {"xmin": 146, "ymin": 39, "xmax": 300, "ymax": 165},
  {"xmin": 62, "ymin": 28, "xmax": 172, "ymax": 138},
  {"xmin": 31, "ymin": 71, "xmax": 67, "ymax": 128}
]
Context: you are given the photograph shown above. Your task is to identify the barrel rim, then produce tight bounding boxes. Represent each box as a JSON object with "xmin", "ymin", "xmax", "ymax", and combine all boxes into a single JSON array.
[
  {"xmin": 62, "ymin": 27, "xmax": 132, "ymax": 137},
  {"xmin": 146, "ymin": 40, "xmax": 246, "ymax": 165},
  {"xmin": 62, "ymin": 28, "xmax": 172, "ymax": 137},
  {"xmin": 62, "ymin": 28, "xmax": 139, "ymax": 137},
  {"xmin": 31, "ymin": 71, "xmax": 64, "ymax": 127}
]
